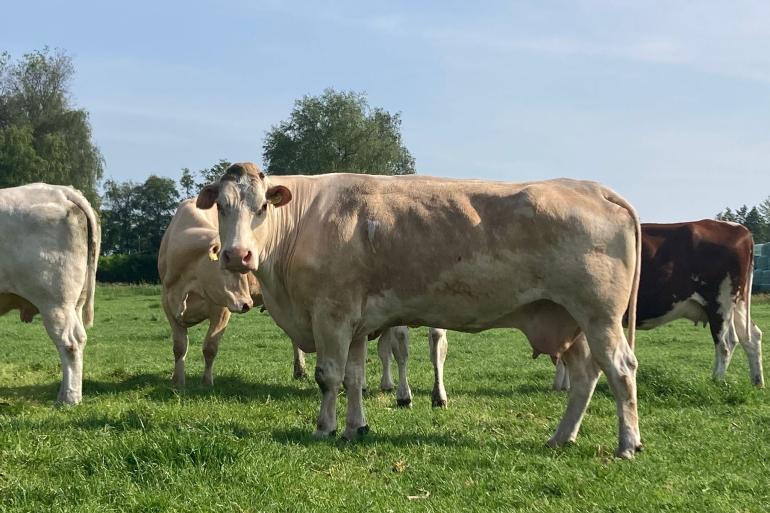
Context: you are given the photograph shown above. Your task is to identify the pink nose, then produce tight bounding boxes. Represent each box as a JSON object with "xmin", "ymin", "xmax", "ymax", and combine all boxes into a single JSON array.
[{"xmin": 222, "ymin": 247, "xmax": 253, "ymax": 272}]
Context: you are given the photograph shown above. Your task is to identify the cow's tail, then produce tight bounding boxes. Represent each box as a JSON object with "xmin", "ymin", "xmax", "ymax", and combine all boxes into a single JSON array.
[
  {"xmin": 604, "ymin": 189, "xmax": 641, "ymax": 351},
  {"xmin": 63, "ymin": 188, "xmax": 101, "ymax": 328}
]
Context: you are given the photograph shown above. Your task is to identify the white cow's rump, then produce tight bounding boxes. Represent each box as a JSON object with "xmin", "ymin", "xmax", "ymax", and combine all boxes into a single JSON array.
[
  {"xmin": 0, "ymin": 183, "xmax": 100, "ymax": 404},
  {"xmin": 201, "ymin": 164, "xmax": 642, "ymax": 458}
]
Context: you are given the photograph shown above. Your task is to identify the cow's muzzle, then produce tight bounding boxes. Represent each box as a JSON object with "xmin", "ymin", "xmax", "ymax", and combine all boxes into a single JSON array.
[{"xmin": 222, "ymin": 247, "xmax": 256, "ymax": 273}]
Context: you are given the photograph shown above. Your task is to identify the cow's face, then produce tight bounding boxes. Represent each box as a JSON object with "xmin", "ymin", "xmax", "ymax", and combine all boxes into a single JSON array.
[{"xmin": 196, "ymin": 162, "xmax": 291, "ymax": 274}]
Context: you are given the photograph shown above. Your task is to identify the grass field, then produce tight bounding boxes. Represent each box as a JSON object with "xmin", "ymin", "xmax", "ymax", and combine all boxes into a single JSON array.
[{"xmin": 1, "ymin": 285, "xmax": 770, "ymax": 512}]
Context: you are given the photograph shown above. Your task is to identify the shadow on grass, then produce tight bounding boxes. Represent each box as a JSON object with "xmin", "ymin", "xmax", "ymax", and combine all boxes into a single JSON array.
[
  {"xmin": 271, "ymin": 427, "xmax": 481, "ymax": 448},
  {"xmin": 0, "ymin": 373, "xmax": 315, "ymax": 406}
]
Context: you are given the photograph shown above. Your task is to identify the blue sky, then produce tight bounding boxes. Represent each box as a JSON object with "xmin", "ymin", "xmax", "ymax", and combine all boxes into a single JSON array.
[{"xmin": 3, "ymin": 1, "xmax": 770, "ymax": 221}]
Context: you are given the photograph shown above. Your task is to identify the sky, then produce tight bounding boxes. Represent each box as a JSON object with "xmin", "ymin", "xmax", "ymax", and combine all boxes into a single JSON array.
[{"xmin": 3, "ymin": 0, "xmax": 770, "ymax": 221}]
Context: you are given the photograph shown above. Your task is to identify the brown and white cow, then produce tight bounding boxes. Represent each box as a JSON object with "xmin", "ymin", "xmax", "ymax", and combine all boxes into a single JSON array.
[
  {"xmin": 158, "ymin": 199, "xmax": 311, "ymax": 387},
  {"xmin": 0, "ymin": 183, "xmax": 100, "ymax": 404},
  {"xmin": 198, "ymin": 163, "xmax": 642, "ymax": 458},
  {"xmin": 554, "ymin": 219, "xmax": 763, "ymax": 390}
]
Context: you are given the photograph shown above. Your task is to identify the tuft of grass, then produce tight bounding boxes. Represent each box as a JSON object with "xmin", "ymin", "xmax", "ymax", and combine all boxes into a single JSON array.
[{"xmin": 1, "ymin": 285, "xmax": 770, "ymax": 512}]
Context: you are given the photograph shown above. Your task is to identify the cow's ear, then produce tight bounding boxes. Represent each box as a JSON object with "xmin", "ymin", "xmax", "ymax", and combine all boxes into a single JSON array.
[
  {"xmin": 266, "ymin": 185, "xmax": 292, "ymax": 207},
  {"xmin": 196, "ymin": 184, "xmax": 219, "ymax": 209}
]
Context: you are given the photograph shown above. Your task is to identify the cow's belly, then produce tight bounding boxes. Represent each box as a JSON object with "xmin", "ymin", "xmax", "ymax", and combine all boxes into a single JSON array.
[{"xmin": 638, "ymin": 294, "xmax": 708, "ymax": 330}]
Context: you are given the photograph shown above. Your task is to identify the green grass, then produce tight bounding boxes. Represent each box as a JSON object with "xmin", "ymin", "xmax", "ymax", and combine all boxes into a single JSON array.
[{"xmin": 2, "ymin": 285, "xmax": 770, "ymax": 512}]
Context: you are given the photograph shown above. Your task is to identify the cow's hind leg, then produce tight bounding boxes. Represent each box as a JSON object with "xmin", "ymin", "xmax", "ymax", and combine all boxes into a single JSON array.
[
  {"xmin": 548, "ymin": 334, "xmax": 599, "ymax": 447},
  {"xmin": 584, "ymin": 323, "xmax": 641, "ymax": 459},
  {"xmin": 707, "ymin": 308, "xmax": 738, "ymax": 382},
  {"xmin": 391, "ymin": 326, "xmax": 413, "ymax": 407},
  {"xmin": 202, "ymin": 307, "xmax": 230, "ymax": 387},
  {"xmin": 342, "ymin": 335, "xmax": 369, "ymax": 440},
  {"xmin": 734, "ymin": 301, "xmax": 764, "ymax": 387},
  {"xmin": 428, "ymin": 328, "xmax": 448, "ymax": 407},
  {"xmin": 293, "ymin": 342, "xmax": 308, "ymax": 379},
  {"xmin": 40, "ymin": 305, "xmax": 87, "ymax": 405}
]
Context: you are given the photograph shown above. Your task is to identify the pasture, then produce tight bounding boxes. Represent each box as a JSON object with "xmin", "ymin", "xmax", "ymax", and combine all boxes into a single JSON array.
[{"xmin": 1, "ymin": 285, "xmax": 769, "ymax": 512}]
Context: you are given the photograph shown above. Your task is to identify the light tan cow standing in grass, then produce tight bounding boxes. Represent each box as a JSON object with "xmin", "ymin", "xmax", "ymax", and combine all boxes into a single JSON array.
[
  {"xmin": 199, "ymin": 163, "xmax": 643, "ymax": 458},
  {"xmin": 159, "ymin": 199, "xmax": 310, "ymax": 387},
  {"xmin": 0, "ymin": 183, "xmax": 100, "ymax": 405}
]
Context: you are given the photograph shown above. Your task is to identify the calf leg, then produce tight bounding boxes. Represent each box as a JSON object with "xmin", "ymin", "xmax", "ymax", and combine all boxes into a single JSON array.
[
  {"xmin": 548, "ymin": 333, "xmax": 599, "ymax": 446},
  {"xmin": 583, "ymin": 323, "xmax": 641, "ymax": 459},
  {"xmin": 378, "ymin": 330, "xmax": 395, "ymax": 392},
  {"xmin": 391, "ymin": 326, "xmax": 413, "ymax": 407},
  {"xmin": 293, "ymin": 342, "xmax": 308, "ymax": 379},
  {"xmin": 428, "ymin": 328, "xmax": 448, "ymax": 407},
  {"xmin": 552, "ymin": 357, "xmax": 571, "ymax": 391},
  {"xmin": 342, "ymin": 335, "xmax": 369, "ymax": 440},
  {"xmin": 40, "ymin": 305, "xmax": 87, "ymax": 405},
  {"xmin": 202, "ymin": 307, "xmax": 230, "ymax": 387}
]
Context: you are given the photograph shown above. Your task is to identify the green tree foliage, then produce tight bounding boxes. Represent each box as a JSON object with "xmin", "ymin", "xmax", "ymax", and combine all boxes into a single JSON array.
[
  {"xmin": 717, "ymin": 199, "xmax": 770, "ymax": 242},
  {"xmin": 0, "ymin": 48, "xmax": 103, "ymax": 204},
  {"xmin": 101, "ymin": 175, "xmax": 179, "ymax": 255},
  {"xmin": 197, "ymin": 159, "xmax": 232, "ymax": 186},
  {"xmin": 263, "ymin": 89, "xmax": 415, "ymax": 176}
]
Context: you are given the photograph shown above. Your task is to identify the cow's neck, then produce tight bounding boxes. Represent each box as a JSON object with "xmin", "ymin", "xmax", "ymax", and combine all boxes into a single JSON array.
[{"xmin": 257, "ymin": 176, "xmax": 316, "ymax": 285}]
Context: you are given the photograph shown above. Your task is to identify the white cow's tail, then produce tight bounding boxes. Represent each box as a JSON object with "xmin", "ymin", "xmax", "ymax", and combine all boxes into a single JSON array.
[
  {"xmin": 63, "ymin": 188, "xmax": 101, "ymax": 328},
  {"xmin": 604, "ymin": 190, "xmax": 641, "ymax": 351}
]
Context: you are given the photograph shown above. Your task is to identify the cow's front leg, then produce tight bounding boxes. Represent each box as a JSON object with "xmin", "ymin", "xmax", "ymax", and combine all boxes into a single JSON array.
[
  {"xmin": 312, "ymin": 324, "xmax": 352, "ymax": 438},
  {"xmin": 342, "ymin": 336, "xmax": 369, "ymax": 440},
  {"xmin": 202, "ymin": 307, "xmax": 230, "ymax": 387},
  {"xmin": 293, "ymin": 341, "xmax": 308, "ymax": 379}
]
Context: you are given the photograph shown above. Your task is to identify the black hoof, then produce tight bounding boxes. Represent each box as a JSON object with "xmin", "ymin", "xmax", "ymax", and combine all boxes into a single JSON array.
[
  {"xmin": 357, "ymin": 425, "xmax": 370, "ymax": 436},
  {"xmin": 432, "ymin": 399, "xmax": 447, "ymax": 408},
  {"xmin": 293, "ymin": 371, "xmax": 308, "ymax": 380},
  {"xmin": 329, "ymin": 429, "xmax": 336, "ymax": 437},
  {"xmin": 396, "ymin": 397, "xmax": 412, "ymax": 408}
]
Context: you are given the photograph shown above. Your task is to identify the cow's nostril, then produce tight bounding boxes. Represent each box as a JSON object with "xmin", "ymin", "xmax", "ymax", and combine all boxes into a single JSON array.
[
  {"xmin": 243, "ymin": 251, "xmax": 252, "ymax": 263},
  {"xmin": 241, "ymin": 303, "xmax": 251, "ymax": 313}
]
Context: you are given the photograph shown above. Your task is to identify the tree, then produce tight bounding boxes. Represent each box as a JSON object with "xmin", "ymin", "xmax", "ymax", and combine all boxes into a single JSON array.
[
  {"xmin": 179, "ymin": 167, "xmax": 196, "ymax": 199},
  {"xmin": 197, "ymin": 159, "xmax": 232, "ymax": 187},
  {"xmin": 744, "ymin": 207, "xmax": 765, "ymax": 241},
  {"xmin": 0, "ymin": 48, "xmax": 103, "ymax": 204},
  {"xmin": 100, "ymin": 175, "xmax": 178, "ymax": 255},
  {"xmin": 263, "ymin": 89, "xmax": 415, "ymax": 176}
]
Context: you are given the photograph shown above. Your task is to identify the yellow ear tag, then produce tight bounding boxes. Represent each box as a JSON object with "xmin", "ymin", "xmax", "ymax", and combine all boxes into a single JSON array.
[{"xmin": 209, "ymin": 251, "xmax": 219, "ymax": 262}]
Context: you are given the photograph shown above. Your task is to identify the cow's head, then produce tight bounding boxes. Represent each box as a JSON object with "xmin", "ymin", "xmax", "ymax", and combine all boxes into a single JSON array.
[{"xmin": 196, "ymin": 162, "xmax": 292, "ymax": 274}]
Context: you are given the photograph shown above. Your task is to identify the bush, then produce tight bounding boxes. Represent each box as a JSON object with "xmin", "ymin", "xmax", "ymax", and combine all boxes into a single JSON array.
[{"xmin": 97, "ymin": 253, "xmax": 159, "ymax": 283}]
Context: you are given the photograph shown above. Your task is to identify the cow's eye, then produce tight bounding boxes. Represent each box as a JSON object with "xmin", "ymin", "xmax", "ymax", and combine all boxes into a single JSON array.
[
  {"xmin": 218, "ymin": 206, "xmax": 226, "ymax": 216},
  {"xmin": 261, "ymin": 203, "xmax": 268, "ymax": 212}
]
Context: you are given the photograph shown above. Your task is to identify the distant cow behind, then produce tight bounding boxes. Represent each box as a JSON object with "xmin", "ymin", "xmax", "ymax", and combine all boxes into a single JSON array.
[
  {"xmin": 555, "ymin": 219, "xmax": 762, "ymax": 390},
  {"xmin": 0, "ymin": 183, "xmax": 100, "ymax": 404}
]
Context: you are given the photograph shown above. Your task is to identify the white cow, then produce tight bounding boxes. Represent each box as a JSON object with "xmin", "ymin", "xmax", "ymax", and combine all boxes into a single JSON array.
[
  {"xmin": 0, "ymin": 183, "xmax": 100, "ymax": 404},
  {"xmin": 199, "ymin": 163, "xmax": 642, "ymax": 458}
]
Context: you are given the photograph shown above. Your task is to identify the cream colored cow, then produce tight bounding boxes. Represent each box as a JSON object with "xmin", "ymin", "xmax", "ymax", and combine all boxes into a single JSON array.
[
  {"xmin": 199, "ymin": 163, "xmax": 642, "ymax": 458},
  {"xmin": 0, "ymin": 183, "xmax": 100, "ymax": 404},
  {"xmin": 159, "ymin": 199, "xmax": 308, "ymax": 386}
]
